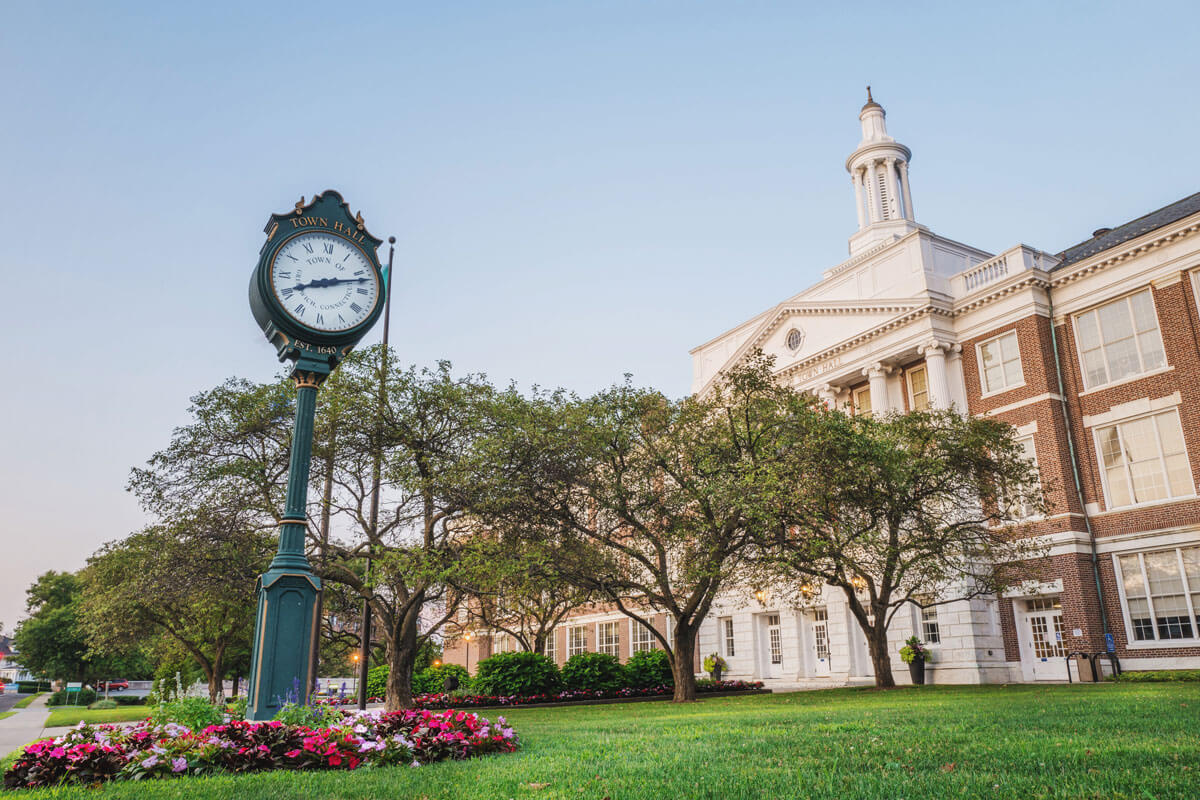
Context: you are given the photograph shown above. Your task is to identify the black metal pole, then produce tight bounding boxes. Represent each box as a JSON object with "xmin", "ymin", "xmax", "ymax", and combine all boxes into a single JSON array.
[{"xmin": 358, "ymin": 236, "xmax": 396, "ymax": 709}]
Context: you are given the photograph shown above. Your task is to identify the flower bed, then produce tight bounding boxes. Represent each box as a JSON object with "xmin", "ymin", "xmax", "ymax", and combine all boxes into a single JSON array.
[
  {"xmin": 309, "ymin": 679, "xmax": 765, "ymax": 710},
  {"xmin": 3, "ymin": 708, "xmax": 518, "ymax": 790}
]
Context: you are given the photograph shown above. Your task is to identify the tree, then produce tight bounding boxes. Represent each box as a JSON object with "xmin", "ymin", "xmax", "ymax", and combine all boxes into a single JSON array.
[
  {"xmin": 82, "ymin": 512, "xmax": 273, "ymax": 701},
  {"xmin": 452, "ymin": 536, "xmax": 595, "ymax": 654},
  {"xmin": 471, "ymin": 357, "xmax": 794, "ymax": 702},
  {"xmin": 315, "ymin": 348, "xmax": 495, "ymax": 710},
  {"xmin": 762, "ymin": 405, "xmax": 1048, "ymax": 688}
]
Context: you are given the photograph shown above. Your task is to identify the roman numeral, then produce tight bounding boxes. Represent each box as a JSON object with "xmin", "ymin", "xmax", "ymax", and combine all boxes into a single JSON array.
[
  {"xmin": 281, "ymin": 287, "xmax": 294, "ymax": 298},
  {"xmin": 316, "ymin": 313, "xmax": 324, "ymax": 325},
  {"xmin": 357, "ymin": 287, "xmax": 369, "ymax": 295},
  {"xmin": 294, "ymin": 303, "xmax": 306, "ymax": 316},
  {"xmin": 342, "ymin": 253, "xmax": 352, "ymax": 262},
  {"xmin": 323, "ymin": 243, "xmax": 334, "ymax": 254},
  {"xmin": 302, "ymin": 242, "xmax": 314, "ymax": 254},
  {"xmin": 286, "ymin": 254, "xmax": 299, "ymax": 262},
  {"xmin": 353, "ymin": 270, "xmax": 365, "ymax": 276},
  {"xmin": 339, "ymin": 314, "xmax": 345, "ymax": 323},
  {"xmin": 278, "ymin": 271, "xmax": 291, "ymax": 278},
  {"xmin": 350, "ymin": 303, "xmax": 362, "ymax": 314}
]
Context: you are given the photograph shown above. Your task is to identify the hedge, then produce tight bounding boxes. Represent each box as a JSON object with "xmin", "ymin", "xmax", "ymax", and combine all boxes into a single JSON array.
[
  {"xmin": 47, "ymin": 688, "xmax": 97, "ymax": 707},
  {"xmin": 473, "ymin": 652, "xmax": 561, "ymax": 697},
  {"xmin": 624, "ymin": 649, "xmax": 673, "ymax": 688},
  {"xmin": 1113, "ymin": 669, "xmax": 1200, "ymax": 682},
  {"xmin": 561, "ymin": 653, "xmax": 626, "ymax": 692},
  {"xmin": 413, "ymin": 664, "xmax": 472, "ymax": 695}
]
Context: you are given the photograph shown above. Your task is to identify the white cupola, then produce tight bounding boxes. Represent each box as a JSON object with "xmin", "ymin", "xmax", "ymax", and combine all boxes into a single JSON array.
[{"xmin": 844, "ymin": 88, "xmax": 919, "ymax": 255}]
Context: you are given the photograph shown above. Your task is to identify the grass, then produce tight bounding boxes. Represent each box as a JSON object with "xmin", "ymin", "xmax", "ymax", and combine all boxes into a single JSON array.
[
  {"xmin": 0, "ymin": 712, "xmax": 13, "ymax": 722},
  {"xmin": 9, "ymin": 683, "xmax": 1200, "ymax": 799},
  {"xmin": 44, "ymin": 706, "xmax": 151, "ymax": 728},
  {"xmin": 13, "ymin": 693, "xmax": 44, "ymax": 710}
]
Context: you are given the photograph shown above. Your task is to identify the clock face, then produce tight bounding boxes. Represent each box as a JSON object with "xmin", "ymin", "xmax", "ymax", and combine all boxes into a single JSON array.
[{"xmin": 270, "ymin": 232, "xmax": 380, "ymax": 332}]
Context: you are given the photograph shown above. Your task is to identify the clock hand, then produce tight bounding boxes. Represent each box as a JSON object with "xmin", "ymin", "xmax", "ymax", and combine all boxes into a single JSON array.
[{"xmin": 292, "ymin": 276, "xmax": 371, "ymax": 291}]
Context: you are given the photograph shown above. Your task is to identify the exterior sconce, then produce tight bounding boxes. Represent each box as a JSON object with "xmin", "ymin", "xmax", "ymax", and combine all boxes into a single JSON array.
[
  {"xmin": 799, "ymin": 583, "xmax": 814, "ymax": 597},
  {"xmin": 754, "ymin": 589, "xmax": 767, "ymax": 604},
  {"xmin": 850, "ymin": 576, "xmax": 868, "ymax": 591}
]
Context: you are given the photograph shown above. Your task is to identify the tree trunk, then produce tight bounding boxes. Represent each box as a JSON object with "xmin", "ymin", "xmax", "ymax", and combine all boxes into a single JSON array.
[
  {"xmin": 867, "ymin": 624, "xmax": 896, "ymax": 688},
  {"xmin": 385, "ymin": 614, "xmax": 420, "ymax": 711},
  {"xmin": 670, "ymin": 628, "xmax": 698, "ymax": 702},
  {"xmin": 230, "ymin": 675, "xmax": 239, "ymax": 698}
]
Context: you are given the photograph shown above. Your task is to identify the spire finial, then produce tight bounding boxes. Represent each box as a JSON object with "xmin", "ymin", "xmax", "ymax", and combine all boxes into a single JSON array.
[{"xmin": 866, "ymin": 85, "xmax": 873, "ymax": 103}]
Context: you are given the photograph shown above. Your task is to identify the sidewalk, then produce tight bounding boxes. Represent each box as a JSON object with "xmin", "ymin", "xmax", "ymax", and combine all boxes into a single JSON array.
[{"xmin": 0, "ymin": 693, "xmax": 51, "ymax": 759}]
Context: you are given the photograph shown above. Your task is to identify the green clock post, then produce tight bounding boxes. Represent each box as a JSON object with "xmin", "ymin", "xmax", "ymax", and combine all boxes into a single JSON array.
[{"xmin": 246, "ymin": 190, "xmax": 387, "ymax": 721}]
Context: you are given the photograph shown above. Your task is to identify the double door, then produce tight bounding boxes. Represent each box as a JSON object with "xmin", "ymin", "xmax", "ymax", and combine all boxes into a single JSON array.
[{"xmin": 1023, "ymin": 597, "xmax": 1068, "ymax": 681}]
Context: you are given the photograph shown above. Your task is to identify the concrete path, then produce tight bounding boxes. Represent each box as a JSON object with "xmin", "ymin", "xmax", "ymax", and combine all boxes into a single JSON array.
[{"xmin": 0, "ymin": 693, "xmax": 51, "ymax": 759}]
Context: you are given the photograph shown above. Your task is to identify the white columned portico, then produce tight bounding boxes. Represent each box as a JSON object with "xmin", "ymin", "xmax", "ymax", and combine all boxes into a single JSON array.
[
  {"xmin": 817, "ymin": 383, "xmax": 839, "ymax": 409},
  {"xmin": 863, "ymin": 363, "xmax": 892, "ymax": 413},
  {"xmin": 917, "ymin": 340, "xmax": 954, "ymax": 409}
]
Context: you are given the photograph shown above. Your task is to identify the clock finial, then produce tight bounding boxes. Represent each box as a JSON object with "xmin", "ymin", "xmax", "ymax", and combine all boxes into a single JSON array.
[
  {"xmin": 355, "ymin": 211, "xmax": 365, "ymax": 231},
  {"xmin": 295, "ymin": 196, "xmax": 306, "ymax": 215}
]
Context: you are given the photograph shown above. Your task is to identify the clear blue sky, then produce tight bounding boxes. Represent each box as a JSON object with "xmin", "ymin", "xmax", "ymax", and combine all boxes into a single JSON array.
[{"xmin": 2, "ymin": 1, "xmax": 1198, "ymax": 629}]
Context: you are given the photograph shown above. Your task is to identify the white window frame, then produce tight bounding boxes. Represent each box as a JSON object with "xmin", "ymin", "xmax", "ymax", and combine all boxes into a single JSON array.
[
  {"xmin": 721, "ymin": 617, "xmax": 736, "ymax": 657},
  {"xmin": 567, "ymin": 625, "xmax": 588, "ymax": 657},
  {"xmin": 1073, "ymin": 289, "xmax": 1167, "ymax": 390},
  {"xmin": 1092, "ymin": 408, "xmax": 1195, "ymax": 510},
  {"xmin": 976, "ymin": 330, "xmax": 1026, "ymax": 396},
  {"xmin": 1113, "ymin": 546, "xmax": 1200, "ymax": 648},
  {"xmin": 907, "ymin": 365, "xmax": 929, "ymax": 411},
  {"xmin": 913, "ymin": 595, "xmax": 941, "ymax": 644},
  {"xmin": 853, "ymin": 386, "xmax": 872, "ymax": 417},
  {"xmin": 542, "ymin": 627, "xmax": 557, "ymax": 659},
  {"xmin": 630, "ymin": 619, "xmax": 656, "ymax": 653},
  {"xmin": 1006, "ymin": 435, "xmax": 1042, "ymax": 521},
  {"xmin": 597, "ymin": 621, "xmax": 620, "ymax": 656},
  {"xmin": 493, "ymin": 632, "xmax": 509, "ymax": 654}
]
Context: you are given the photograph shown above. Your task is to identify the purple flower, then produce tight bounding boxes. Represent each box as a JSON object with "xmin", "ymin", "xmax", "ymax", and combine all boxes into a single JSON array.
[
  {"xmin": 141, "ymin": 754, "xmax": 159, "ymax": 769},
  {"xmin": 171, "ymin": 757, "xmax": 188, "ymax": 773}
]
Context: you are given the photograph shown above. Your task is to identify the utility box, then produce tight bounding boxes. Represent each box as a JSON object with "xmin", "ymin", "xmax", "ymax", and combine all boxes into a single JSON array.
[{"xmin": 1073, "ymin": 655, "xmax": 1098, "ymax": 682}]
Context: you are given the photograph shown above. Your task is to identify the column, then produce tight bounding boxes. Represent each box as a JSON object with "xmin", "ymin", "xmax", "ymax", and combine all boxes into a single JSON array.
[
  {"xmin": 898, "ymin": 160, "xmax": 914, "ymax": 221},
  {"xmin": 865, "ymin": 160, "xmax": 883, "ymax": 223},
  {"xmin": 852, "ymin": 170, "xmax": 866, "ymax": 230},
  {"xmin": 918, "ymin": 340, "xmax": 953, "ymax": 409},
  {"xmin": 863, "ymin": 363, "xmax": 892, "ymax": 413},
  {"xmin": 817, "ymin": 383, "xmax": 839, "ymax": 409},
  {"xmin": 883, "ymin": 157, "xmax": 899, "ymax": 220}
]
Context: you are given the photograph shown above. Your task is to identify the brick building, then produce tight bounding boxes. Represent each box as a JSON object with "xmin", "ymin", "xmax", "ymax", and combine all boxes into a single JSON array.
[{"xmin": 445, "ymin": 94, "xmax": 1200, "ymax": 687}]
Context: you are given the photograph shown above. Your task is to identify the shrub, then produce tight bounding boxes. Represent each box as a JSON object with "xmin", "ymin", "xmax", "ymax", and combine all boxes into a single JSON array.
[
  {"xmin": 272, "ymin": 701, "xmax": 343, "ymax": 727},
  {"xmin": 561, "ymin": 653, "xmax": 626, "ymax": 693},
  {"xmin": 414, "ymin": 663, "xmax": 473, "ymax": 695},
  {"xmin": 89, "ymin": 699, "xmax": 118, "ymax": 710},
  {"xmin": 15, "ymin": 681, "xmax": 51, "ymax": 694},
  {"xmin": 226, "ymin": 696, "xmax": 247, "ymax": 720},
  {"xmin": 151, "ymin": 695, "xmax": 224, "ymax": 731},
  {"xmin": 47, "ymin": 689, "xmax": 96, "ymax": 707},
  {"xmin": 113, "ymin": 695, "xmax": 147, "ymax": 706},
  {"xmin": 366, "ymin": 664, "xmax": 389, "ymax": 700},
  {"xmin": 472, "ymin": 652, "xmax": 561, "ymax": 697},
  {"xmin": 1114, "ymin": 669, "xmax": 1200, "ymax": 682},
  {"xmin": 703, "ymin": 654, "xmax": 727, "ymax": 674},
  {"xmin": 625, "ymin": 649, "xmax": 673, "ymax": 688}
]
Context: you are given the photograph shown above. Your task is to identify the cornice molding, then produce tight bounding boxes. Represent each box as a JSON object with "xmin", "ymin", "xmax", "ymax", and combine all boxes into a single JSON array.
[{"xmin": 1050, "ymin": 220, "xmax": 1200, "ymax": 288}]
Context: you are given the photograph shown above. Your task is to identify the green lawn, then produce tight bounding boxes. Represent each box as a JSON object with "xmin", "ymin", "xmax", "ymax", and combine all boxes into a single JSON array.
[
  {"xmin": 12, "ymin": 693, "xmax": 43, "ymax": 710},
  {"xmin": 10, "ymin": 684, "xmax": 1200, "ymax": 799},
  {"xmin": 0, "ymin": 712, "xmax": 13, "ymax": 722},
  {"xmin": 44, "ymin": 706, "xmax": 151, "ymax": 728}
]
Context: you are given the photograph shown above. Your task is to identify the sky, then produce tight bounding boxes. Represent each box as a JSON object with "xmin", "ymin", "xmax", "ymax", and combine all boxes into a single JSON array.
[{"xmin": 2, "ymin": 1, "xmax": 1198, "ymax": 630}]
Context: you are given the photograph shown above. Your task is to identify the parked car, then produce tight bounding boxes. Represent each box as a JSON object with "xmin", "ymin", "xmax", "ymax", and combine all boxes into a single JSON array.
[{"xmin": 97, "ymin": 679, "xmax": 129, "ymax": 691}]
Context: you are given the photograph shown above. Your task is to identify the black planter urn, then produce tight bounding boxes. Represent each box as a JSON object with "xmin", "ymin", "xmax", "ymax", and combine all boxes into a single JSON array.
[
  {"xmin": 908, "ymin": 656, "xmax": 926, "ymax": 685},
  {"xmin": 711, "ymin": 667, "xmax": 723, "ymax": 682}
]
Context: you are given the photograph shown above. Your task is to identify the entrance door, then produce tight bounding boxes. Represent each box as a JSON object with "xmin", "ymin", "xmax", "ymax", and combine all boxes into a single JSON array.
[
  {"xmin": 761, "ymin": 614, "xmax": 782, "ymax": 678},
  {"xmin": 811, "ymin": 609, "xmax": 831, "ymax": 676},
  {"xmin": 1023, "ymin": 597, "xmax": 1068, "ymax": 680}
]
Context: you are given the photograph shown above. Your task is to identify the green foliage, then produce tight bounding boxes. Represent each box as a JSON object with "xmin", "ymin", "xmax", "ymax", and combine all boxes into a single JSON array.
[
  {"xmin": 111, "ymin": 695, "xmax": 146, "ymax": 706},
  {"xmin": 703, "ymin": 653, "xmax": 727, "ymax": 673},
  {"xmin": 366, "ymin": 664, "xmax": 390, "ymax": 699},
  {"xmin": 561, "ymin": 653, "xmax": 626, "ymax": 693},
  {"xmin": 1114, "ymin": 669, "xmax": 1200, "ymax": 682},
  {"xmin": 899, "ymin": 636, "xmax": 927, "ymax": 665},
  {"xmin": 624, "ymin": 650, "xmax": 673, "ymax": 689},
  {"xmin": 47, "ymin": 689, "xmax": 96, "ymax": 707},
  {"xmin": 89, "ymin": 699, "xmax": 118, "ymax": 710},
  {"xmin": 472, "ymin": 653, "xmax": 561, "ymax": 697},
  {"xmin": 13, "ymin": 573, "xmax": 92, "ymax": 682},
  {"xmin": 271, "ymin": 701, "xmax": 342, "ymax": 727},
  {"xmin": 414, "ymin": 664, "xmax": 474, "ymax": 695},
  {"xmin": 226, "ymin": 696, "xmax": 248, "ymax": 720},
  {"xmin": 15, "ymin": 682, "xmax": 51, "ymax": 694},
  {"xmin": 150, "ymin": 694, "xmax": 225, "ymax": 731},
  {"xmin": 14, "ymin": 692, "xmax": 45, "ymax": 708}
]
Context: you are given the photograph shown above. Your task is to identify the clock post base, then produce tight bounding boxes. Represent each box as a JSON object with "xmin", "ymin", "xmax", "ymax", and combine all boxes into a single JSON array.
[{"xmin": 245, "ymin": 567, "xmax": 320, "ymax": 721}]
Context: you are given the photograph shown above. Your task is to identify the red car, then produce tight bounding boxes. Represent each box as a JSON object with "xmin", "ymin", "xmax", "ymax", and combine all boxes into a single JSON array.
[{"xmin": 97, "ymin": 679, "xmax": 129, "ymax": 691}]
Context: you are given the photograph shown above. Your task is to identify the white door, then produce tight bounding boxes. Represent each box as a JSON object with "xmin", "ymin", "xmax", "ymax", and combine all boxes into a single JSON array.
[
  {"xmin": 1023, "ymin": 597, "xmax": 1068, "ymax": 681},
  {"xmin": 761, "ymin": 614, "xmax": 782, "ymax": 678},
  {"xmin": 811, "ymin": 609, "xmax": 831, "ymax": 676}
]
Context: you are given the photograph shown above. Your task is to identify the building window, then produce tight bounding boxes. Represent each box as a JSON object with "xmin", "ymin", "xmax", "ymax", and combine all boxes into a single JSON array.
[
  {"xmin": 597, "ymin": 621, "xmax": 620, "ymax": 656},
  {"xmin": 1095, "ymin": 410, "xmax": 1192, "ymax": 508},
  {"xmin": 1074, "ymin": 290, "xmax": 1166, "ymax": 389},
  {"xmin": 567, "ymin": 625, "xmax": 588, "ymax": 657},
  {"xmin": 908, "ymin": 366, "xmax": 929, "ymax": 411},
  {"xmin": 542, "ymin": 628, "xmax": 556, "ymax": 658},
  {"xmin": 1116, "ymin": 547, "xmax": 1200, "ymax": 642},
  {"xmin": 853, "ymin": 386, "xmax": 872, "ymax": 417},
  {"xmin": 921, "ymin": 606, "xmax": 941, "ymax": 644},
  {"xmin": 786, "ymin": 328, "xmax": 805, "ymax": 352},
  {"xmin": 631, "ymin": 619, "xmax": 655, "ymax": 653},
  {"xmin": 493, "ymin": 632, "xmax": 510, "ymax": 654},
  {"xmin": 767, "ymin": 613, "xmax": 782, "ymax": 664},
  {"xmin": 977, "ymin": 331, "xmax": 1024, "ymax": 394},
  {"xmin": 721, "ymin": 617, "xmax": 735, "ymax": 657},
  {"xmin": 1003, "ymin": 436, "xmax": 1041, "ymax": 520}
]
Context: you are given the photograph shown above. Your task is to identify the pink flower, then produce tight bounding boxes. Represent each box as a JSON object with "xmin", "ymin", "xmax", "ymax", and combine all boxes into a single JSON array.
[
  {"xmin": 171, "ymin": 757, "xmax": 188, "ymax": 773},
  {"xmin": 286, "ymin": 749, "xmax": 301, "ymax": 758}
]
